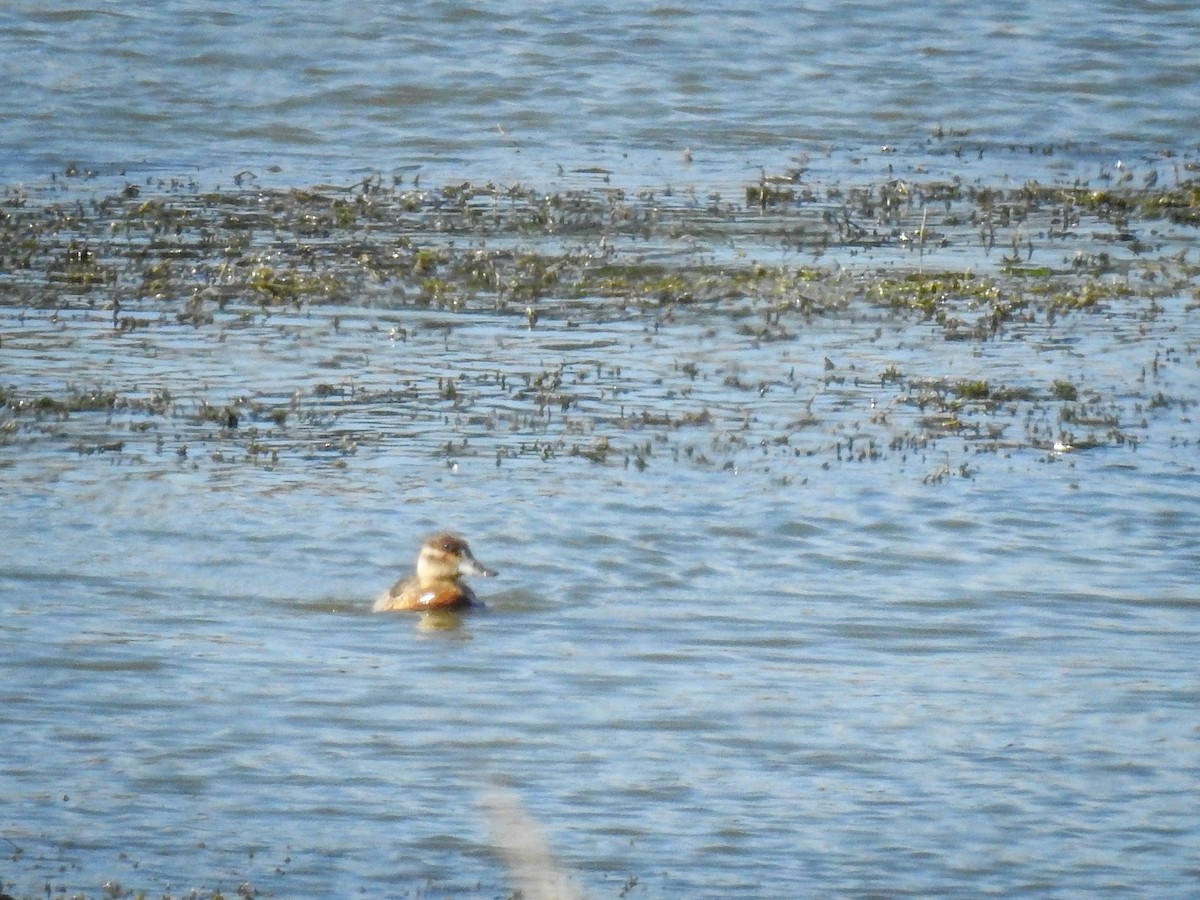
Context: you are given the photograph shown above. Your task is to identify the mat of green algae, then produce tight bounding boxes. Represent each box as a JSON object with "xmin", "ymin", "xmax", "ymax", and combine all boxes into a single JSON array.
[{"xmin": 2, "ymin": 161, "xmax": 1198, "ymax": 482}]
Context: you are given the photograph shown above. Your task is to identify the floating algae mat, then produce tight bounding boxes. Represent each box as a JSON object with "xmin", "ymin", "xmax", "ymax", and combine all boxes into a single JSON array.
[{"xmin": 1, "ymin": 160, "xmax": 1198, "ymax": 484}]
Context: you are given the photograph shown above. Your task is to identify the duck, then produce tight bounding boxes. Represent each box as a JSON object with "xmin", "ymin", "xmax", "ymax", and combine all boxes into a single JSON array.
[{"xmin": 373, "ymin": 532, "xmax": 497, "ymax": 612}]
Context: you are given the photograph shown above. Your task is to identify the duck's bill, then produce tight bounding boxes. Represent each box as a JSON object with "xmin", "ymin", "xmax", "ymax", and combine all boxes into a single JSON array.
[{"xmin": 462, "ymin": 557, "xmax": 498, "ymax": 578}]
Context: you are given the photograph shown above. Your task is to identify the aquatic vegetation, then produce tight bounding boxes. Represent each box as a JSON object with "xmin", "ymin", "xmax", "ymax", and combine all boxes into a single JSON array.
[
  {"xmin": 746, "ymin": 183, "xmax": 796, "ymax": 208},
  {"xmin": 1052, "ymin": 380, "xmax": 1079, "ymax": 401},
  {"xmin": 1, "ymin": 160, "xmax": 1197, "ymax": 481},
  {"xmin": 248, "ymin": 266, "xmax": 345, "ymax": 305},
  {"xmin": 2, "ymin": 388, "xmax": 118, "ymax": 415},
  {"xmin": 954, "ymin": 380, "xmax": 991, "ymax": 401}
]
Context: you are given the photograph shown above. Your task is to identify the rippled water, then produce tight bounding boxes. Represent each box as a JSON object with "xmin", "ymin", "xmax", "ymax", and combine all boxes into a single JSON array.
[
  {"xmin": 4, "ymin": 269, "xmax": 1199, "ymax": 896},
  {"xmin": 2, "ymin": 0, "xmax": 1199, "ymax": 185},
  {"xmin": 3, "ymin": 2, "xmax": 1200, "ymax": 898}
]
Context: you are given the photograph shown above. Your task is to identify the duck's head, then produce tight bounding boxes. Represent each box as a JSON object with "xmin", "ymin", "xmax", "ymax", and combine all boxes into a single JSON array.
[{"xmin": 416, "ymin": 532, "xmax": 498, "ymax": 585}]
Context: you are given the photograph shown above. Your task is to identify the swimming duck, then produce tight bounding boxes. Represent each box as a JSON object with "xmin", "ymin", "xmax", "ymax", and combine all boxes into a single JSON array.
[{"xmin": 373, "ymin": 532, "xmax": 497, "ymax": 612}]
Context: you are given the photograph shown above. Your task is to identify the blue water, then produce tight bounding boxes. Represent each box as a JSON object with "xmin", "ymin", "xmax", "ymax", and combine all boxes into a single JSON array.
[
  {"xmin": 1, "ymin": 0, "xmax": 1198, "ymax": 185},
  {"xmin": 2, "ymin": 2, "xmax": 1200, "ymax": 898}
]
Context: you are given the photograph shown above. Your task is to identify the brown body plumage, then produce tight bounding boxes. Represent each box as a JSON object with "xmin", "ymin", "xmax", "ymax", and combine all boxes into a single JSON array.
[{"xmin": 373, "ymin": 533, "xmax": 497, "ymax": 612}]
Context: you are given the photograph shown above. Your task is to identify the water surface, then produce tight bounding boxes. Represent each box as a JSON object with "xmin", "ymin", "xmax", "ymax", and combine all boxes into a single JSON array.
[{"xmin": 2, "ymin": 2, "xmax": 1200, "ymax": 897}]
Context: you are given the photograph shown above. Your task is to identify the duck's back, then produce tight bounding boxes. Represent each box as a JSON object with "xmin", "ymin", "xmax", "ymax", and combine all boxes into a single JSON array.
[{"xmin": 373, "ymin": 576, "xmax": 478, "ymax": 612}]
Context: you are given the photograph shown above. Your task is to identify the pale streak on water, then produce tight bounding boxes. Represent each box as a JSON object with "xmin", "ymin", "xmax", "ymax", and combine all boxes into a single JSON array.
[{"xmin": 2, "ymin": 1, "xmax": 1200, "ymax": 898}]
